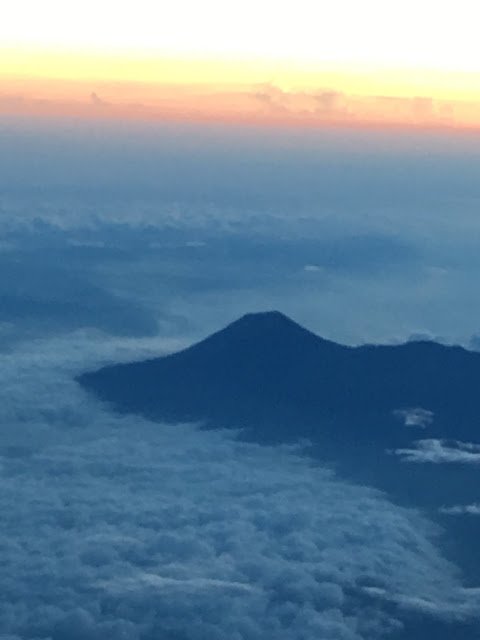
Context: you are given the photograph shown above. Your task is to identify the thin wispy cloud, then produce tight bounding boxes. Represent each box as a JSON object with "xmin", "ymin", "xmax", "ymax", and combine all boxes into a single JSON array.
[
  {"xmin": 393, "ymin": 440, "xmax": 480, "ymax": 465},
  {"xmin": 440, "ymin": 504, "xmax": 480, "ymax": 516},
  {"xmin": 393, "ymin": 408, "xmax": 434, "ymax": 428}
]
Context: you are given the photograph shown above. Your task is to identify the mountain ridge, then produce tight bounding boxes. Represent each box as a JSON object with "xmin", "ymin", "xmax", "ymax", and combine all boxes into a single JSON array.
[
  {"xmin": 78, "ymin": 310, "xmax": 480, "ymax": 446},
  {"xmin": 77, "ymin": 311, "xmax": 480, "ymax": 618}
]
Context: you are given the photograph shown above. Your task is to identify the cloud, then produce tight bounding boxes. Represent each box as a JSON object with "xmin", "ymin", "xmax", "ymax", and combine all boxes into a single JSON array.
[
  {"xmin": 393, "ymin": 408, "xmax": 434, "ymax": 428},
  {"xmin": 250, "ymin": 85, "xmax": 351, "ymax": 121},
  {"xmin": 90, "ymin": 91, "xmax": 109, "ymax": 107},
  {"xmin": 247, "ymin": 84, "xmax": 459, "ymax": 128},
  {"xmin": 252, "ymin": 84, "xmax": 289, "ymax": 114},
  {"xmin": 314, "ymin": 91, "xmax": 346, "ymax": 114},
  {"xmin": 0, "ymin": 210, "xmax": 424, "ymax": 351},
  {"xmin": 363, "ymin": 585, "xmax": 480, "ymax": 620},
  {"xmin": 2, "ymin": 190, "xmax": 480, "ymax": 351},
  {"xmin": 0, "ymin": 333, "xmax": 478, "ymax": 638},
  {"xmin": 392, "ymin": 440, "xmax": 480, "ymax": 464},
  {"xmin": 0, "ymin": 237, "xmax": 164, "ymax": 340},
  {"xmin": 440, "ymin": 504, "xmax": 480, "ymax": 516}
]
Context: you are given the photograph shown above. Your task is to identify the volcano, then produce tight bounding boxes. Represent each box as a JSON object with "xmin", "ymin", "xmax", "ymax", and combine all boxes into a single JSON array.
[{"xmin": 78, "ymin": 311, "xmax": 480, "ymax": 447}]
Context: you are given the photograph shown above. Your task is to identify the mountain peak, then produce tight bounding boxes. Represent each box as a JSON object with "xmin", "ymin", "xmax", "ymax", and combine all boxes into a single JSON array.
[
  {"xmin": 224, "ymin": 310, "xmax": 307, "ymax": 334},
  {"xmin": 78, "ymin": 311, "xmax": 480, "ymax": 446},
  {"xmin": 237, "ymin": 310, "xmax": 294, "ymax": 323},
  {"xmin": 223, "ymin": 310, "xmax": 301, "ymax": 328},
  {"xmin": 193, "ymin": 310, "xmax": 331, "ymax": 354}
]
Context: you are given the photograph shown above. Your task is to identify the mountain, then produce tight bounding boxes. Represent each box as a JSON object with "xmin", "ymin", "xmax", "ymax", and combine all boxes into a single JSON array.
[
  {"xmin": 78, "ymin": 310, "xmax": 480, "ymax": 447},
  {"xmin": 78, "ymin": 311, "xmax": 480, "ymax": 586}
]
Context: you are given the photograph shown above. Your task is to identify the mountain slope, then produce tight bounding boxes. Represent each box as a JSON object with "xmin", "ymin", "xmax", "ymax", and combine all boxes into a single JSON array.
[
  {"xmin": 78, "ymin": 311, "xmax": 480, "ymax": 445},
  {"xmin": 78, "ymin": 311, "xmax": 480, "ymax": 622}
]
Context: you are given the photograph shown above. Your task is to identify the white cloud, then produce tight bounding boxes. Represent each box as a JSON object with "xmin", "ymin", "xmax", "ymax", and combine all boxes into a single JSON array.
[
  {"xmin": 440, "ymin": 504, "xmax": 480, "ymax": 516},
  {"xmin": 392, "ymin": 439, "xmax": 480, "ymax": 464},
  {"xmin": 364, "ymin": 586, "xmax": 480, "ymax": 620},
  {"xmin": 393, "ymin": 408, "xmax": 434, "ymax": 428},
  {"xmin": 0, "ymin": 333, "xmax": 478, "ymax": 638}
]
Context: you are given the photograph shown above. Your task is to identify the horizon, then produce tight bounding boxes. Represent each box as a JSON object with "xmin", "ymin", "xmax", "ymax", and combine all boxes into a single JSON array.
[{"xmin": 3, "ymin": 1, "xmax": 480, "ymax": 130}]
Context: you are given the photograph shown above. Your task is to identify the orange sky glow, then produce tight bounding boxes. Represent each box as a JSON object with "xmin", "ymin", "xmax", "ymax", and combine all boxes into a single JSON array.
[{"xmin": 2, "ymin": 0, "xmax": 480, "ymax": 130}]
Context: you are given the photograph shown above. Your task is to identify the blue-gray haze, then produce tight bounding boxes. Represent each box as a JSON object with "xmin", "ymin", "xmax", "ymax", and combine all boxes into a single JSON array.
[{"xmin": 1, "ymin": 115, "xmax": 480, "ymax": 639}]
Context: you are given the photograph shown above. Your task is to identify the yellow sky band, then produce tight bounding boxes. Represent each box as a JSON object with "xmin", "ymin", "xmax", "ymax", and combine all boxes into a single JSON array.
[
  {"xmin": 2, "ymin": 49, "xmax": 480, "ymax": 130},
  {"xmin": 3, "ymin": 49, "xmax": 480, "ymax": 100}
]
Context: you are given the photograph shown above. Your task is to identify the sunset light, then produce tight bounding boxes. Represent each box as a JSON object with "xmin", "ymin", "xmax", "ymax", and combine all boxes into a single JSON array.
[
  {"xmin": 2, "ymin": 0, "xmax": 480, "ymax": 128},
  {"xmin": 3, "ymin": 0, "xmax": 480, "ymax": 71}
]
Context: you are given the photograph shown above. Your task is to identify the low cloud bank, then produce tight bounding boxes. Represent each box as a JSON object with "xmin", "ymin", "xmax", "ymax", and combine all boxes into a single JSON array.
[{"xmin": 0, "ymin": 334, "xmax": 479, "ymax": 639}]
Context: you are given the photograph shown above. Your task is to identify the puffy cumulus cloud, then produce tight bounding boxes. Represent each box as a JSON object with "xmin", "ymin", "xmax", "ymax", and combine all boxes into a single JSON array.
[
  {"xmin": 0, "ymin": 334, "xmax": 479, "ymax": 639},
  {"xmin": 248, "ymin": 85, "xmax": 459, "ymax": 128},
  {"xmin": 393, "ymin": 439, "xmax": 480, "ymax": 465},
  {"xmin": 251, "ymin": 85, "xmax": 351, "ymax": 121},
  {"xmin": 393, "ymin": 408, "xmax": 434, "ymax": 428}
]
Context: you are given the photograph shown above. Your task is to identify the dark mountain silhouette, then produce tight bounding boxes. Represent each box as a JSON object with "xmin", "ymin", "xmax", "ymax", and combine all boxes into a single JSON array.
[
  {"xmin": 78, "ymin": 311, "xmax": 480, "ymax": 598},
  {"xmin": 78, "ymin": 310, "xmax": 480, "ymax": 447}
]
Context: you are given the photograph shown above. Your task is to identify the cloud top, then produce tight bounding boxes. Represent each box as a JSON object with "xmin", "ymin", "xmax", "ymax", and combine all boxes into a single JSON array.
[{"xmin": 0, "ymin": 333, "xmax": 478, "ymax": 638}]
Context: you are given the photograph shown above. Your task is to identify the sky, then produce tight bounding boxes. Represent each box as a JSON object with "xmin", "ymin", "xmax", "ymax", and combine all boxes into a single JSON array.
[{"xmin": 2, "ymin": 0, "xmax": 480, "ymax": 128}]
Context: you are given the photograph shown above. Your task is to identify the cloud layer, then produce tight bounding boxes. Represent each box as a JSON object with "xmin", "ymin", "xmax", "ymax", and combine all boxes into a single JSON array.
[
  {"xmin": 0, "ymin": 333, "xmax": 479, "ymax": 639},
  {"xmin": 3, "ymin": 118, "xmax": 480, "ymax": 349}
]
